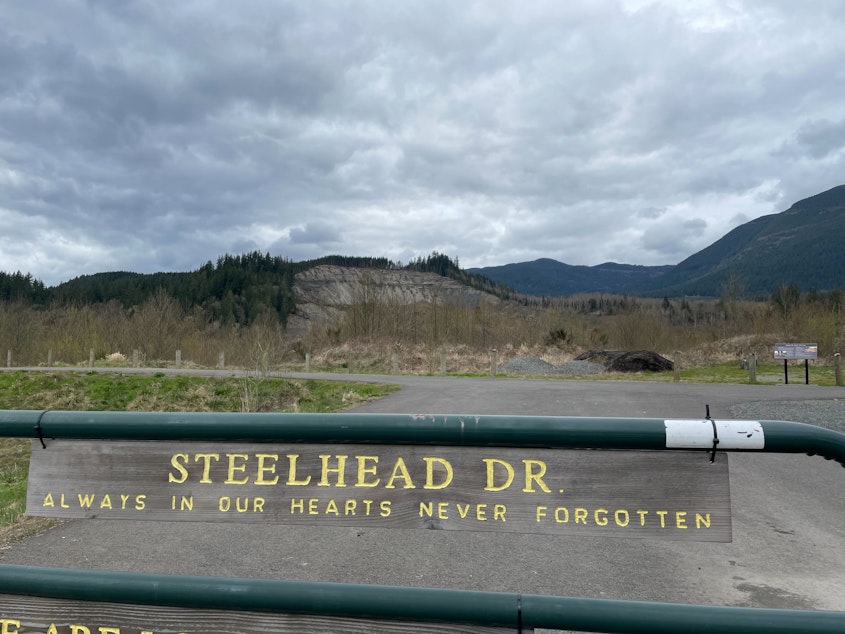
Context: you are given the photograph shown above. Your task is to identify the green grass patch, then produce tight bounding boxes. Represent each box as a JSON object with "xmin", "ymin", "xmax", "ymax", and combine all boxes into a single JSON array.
[
  {"xmin": 0, "ymin": 371, "xmax": 399, "ymax": 545},
  {"xmin": 677, "ymin": 361, "xmax": 837, "ymax": 386}
]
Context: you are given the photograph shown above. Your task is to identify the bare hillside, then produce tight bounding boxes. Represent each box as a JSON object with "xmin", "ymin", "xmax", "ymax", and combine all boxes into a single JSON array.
[{"xmin": 286, "ymin": 265, "xmax": 501, "ymax": 335}]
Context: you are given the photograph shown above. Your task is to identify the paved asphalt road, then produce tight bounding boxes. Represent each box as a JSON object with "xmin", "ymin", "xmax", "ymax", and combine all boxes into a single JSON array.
[{"xmin": 2, "ymin": 371, "xmax": 845, "ymax": 628}]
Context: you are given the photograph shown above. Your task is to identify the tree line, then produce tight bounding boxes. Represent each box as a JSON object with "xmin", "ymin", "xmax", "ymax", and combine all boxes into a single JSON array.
[{"xmin": 1, "ymin": 252, "xmax": 518, "ymax": 327}]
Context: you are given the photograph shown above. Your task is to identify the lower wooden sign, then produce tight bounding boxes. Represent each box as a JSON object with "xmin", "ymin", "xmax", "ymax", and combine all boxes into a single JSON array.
[
  {"xmin": 0, "ymin": 593, "xmax": 519, "ymax": 634},
  {"xmin": 26, "ymin": 440, "xmax": 731, "ymax": 541}
]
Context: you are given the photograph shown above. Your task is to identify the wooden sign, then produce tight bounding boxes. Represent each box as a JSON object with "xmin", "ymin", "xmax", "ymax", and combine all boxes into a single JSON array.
[
  {"xmin": 0, "ymin": 593, "xmax": 518, "ymax": 634},
  {"xmin": 26, "ymin": 440, "xmax": 731, "ymax": 541}
]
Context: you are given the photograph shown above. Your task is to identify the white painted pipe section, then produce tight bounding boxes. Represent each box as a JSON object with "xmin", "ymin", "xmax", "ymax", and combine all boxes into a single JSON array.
[{"xmin": 664, "ymin": 419, "xmax": 765, "ymax": 449}]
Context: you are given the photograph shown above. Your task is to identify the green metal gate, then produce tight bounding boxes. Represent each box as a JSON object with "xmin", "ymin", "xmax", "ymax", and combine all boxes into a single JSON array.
[{"xmin": 1, "ymin": 410, "xmax": 844, "ymax": 633}]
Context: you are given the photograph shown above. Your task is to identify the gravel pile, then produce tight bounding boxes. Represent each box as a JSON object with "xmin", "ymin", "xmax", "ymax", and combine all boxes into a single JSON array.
[
  {"xmin": 500, "ymin": 356, "xmax": 605, "ymax": 376},
  {"xmin": 730, "ymin": 399, "xmax": 845, "ymax": 434},
  {"xmin": 553, "ymin": 360, "xmax": 607, "ymax": 375}
]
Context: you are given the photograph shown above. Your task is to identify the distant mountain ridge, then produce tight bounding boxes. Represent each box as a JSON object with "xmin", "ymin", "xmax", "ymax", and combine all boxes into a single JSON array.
[
  {"xmin": 469, "ymin": 184, "xmax": 845, "ymax": 297},
  {"xmin": 466, "ymin": 259, "xmax": 673, "ymax": 296}
]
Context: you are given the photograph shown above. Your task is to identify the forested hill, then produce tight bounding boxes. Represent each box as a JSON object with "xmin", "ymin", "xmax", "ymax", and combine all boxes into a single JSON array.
[
  {"xmin": 0, "ymin": 252, "xmax": 512, "ymax": 327},
  {"xmin": 471, "ymin": 184, "xmax": 845, "ymax": 297},
  {"xmin": 644, "ymin": 184, "xmax": 845, "ymax": 296}
]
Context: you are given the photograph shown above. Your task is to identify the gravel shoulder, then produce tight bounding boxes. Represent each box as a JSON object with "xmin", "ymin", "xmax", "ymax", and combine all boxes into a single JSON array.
[{"xmin": 730, "ymin": 398, "xmax": 845, "ymax": 434}]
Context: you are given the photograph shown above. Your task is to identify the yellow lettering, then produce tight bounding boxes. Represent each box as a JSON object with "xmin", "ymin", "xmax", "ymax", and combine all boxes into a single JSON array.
[
  {"xmin": 637, "ymin": 510, "xmax": 648, "ymax": 526},
  {"xmin": 135, "ymin": 494, "xmax": 146, "ymax": 510},
  {"xmin": 656, "ymin": 510, "xmax": 668, "ymax": 528},
  {"xmin": 696, "ymin": 513, "xmax": 711, "ymax": 529},
  {"xmin": 555, "ymin": 507, "xmax": 569, "ymax": 523},
  {"xmin": 385, "ymin": 457, "xmax": 415, "ymax": 489},
  {"xmin": 345, "ymin": 499, "xmax": 357, "ymax": 515},
  {"xmin": 522, "ymin": 459, "xmax": 551, "ymax": 493},
  {"xmin": 120, "ymin": 494, "xmax": 130, "ymax": 509},
  {"xmin": 70, "ymin": 626, "xmax": 91, "ymax": 634},
  {"xmin": 594, "ymin": 508, "xmax": 608, "ymax": 526},
  {"xmin": 326, "ymin": 499, "xmax": 339, "ymax": 515},
  {"xmin": 1, "ymin": 619, "xmax": 20, "ymax": 634},
  {"xmin": 286, "ymin": 454, "xmax": 312, "ymax": 485},
  {"xmin": 78, "ymin": 493, "xmax": 95, "ymax": 509},
  {"xmin": 476, "ymin": 503, "xmax": 487, "ymax": 521},
  {"xmin": 254, "ymin": 453, "xmax": 280, "ymax": 485},
  {"xmin": 172, "ymin": 495, "xmax": 192, "ymax": 511},
  {"xmin": 380, "ymin": 500, "xmax": 391, "ymax": 517},
  {"xmin": 419, "ymin": 501, "xmax": 434, "ymax": 518},
  {"xmin": 42, "ymin": 492, "xmax": 54, "ymax": 507},
  {"xmin": 437, "ymin": 501, "xmax": 449, "ymax": 519},
  {"xmin": 308, "ymin": 498, "xmax": 319, "ymax": 515},
  {"xmin": 574, "ymin": 507, "xmax": 588, "ymax": 524},
  {"xmin": 484, "ymin": 458, "xmax": 515, "ymax": 491},
  {"xmin": 457, "ymin": 503, "xmax": 471, "ymax": 519},
  {"xmin": 615, "ymin": 509, "xmax": 629, "ymax": 527},
  {"xmin": 225, "ymin": 453, "xmax": 250, "ymax": 485},
  {"xmin": 676, "ymin": 511, "xmax": 688, "ymax": 529},
  {"xmin": 194, "ymin": 453, "xmax": 220, "ymax": 483},
  {"xmin": 47, "ymin": 625, "xmax": 58, "ymax": 634},
  {"xmin": 216, "ymin": 496, "xmax": 265, "ymax": 513},
  {"xmin": 318, "ymin": 454, "xmax": 348, "ymax": 487},
  {"xmin": 536, "ymin": 505, "xmax": 547, "ymax": 522},
  {"xmin": 99, "ymin": 494, "xmax": 112, "ymax": 509},
  {"xmin": 291, "ymin": 498, "xmax": 304, "ymax": 513},
  {"xmin": 99, "ymin": 628, "xmax": 121, "ymax": 634},
  {"xmin": 423, "ymin": 456, "xmax": 453, "ymax": 490},
  {"xmin": 168, "ymin": 453, "xmax": 189, "ymax": 483},
  {"xmin": 494, "ymin": 504, "xmax": 507, "ymax": 522},
  {"xmin": 355, "ymin": 456, "xmax": 379, "ymax": 487}
]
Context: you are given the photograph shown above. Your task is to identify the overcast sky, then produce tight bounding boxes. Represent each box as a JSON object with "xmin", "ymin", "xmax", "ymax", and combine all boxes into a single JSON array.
[{"xmin": 2, "ymin": 1, "xmax": 844, "ymax": 286}]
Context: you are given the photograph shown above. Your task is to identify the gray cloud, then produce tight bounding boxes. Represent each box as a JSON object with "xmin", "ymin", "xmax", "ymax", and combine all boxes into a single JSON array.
[
  {"xmin": 790, "ymin": 118, "xmax": 845, "ymax": 160},
  {"xmin": 1, "ymin": 1, "xmax": 844, "ymax": 285}
]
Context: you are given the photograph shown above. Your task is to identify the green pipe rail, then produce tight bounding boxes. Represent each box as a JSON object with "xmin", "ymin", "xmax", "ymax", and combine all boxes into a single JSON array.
[
  {"xmin": 1, "ymin": 410, "xmax": 844, "ymax": 466},
  {"xmin": 1, "ymin": 564, "xmax": 844, "ymax": 634}
]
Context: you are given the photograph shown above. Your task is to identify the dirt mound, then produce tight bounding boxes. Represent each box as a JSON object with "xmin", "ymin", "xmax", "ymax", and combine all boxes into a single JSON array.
[
  {"xmin": 575, "ymin": 350, "xmax": 674, "ymax": 373},
  {"xmin": 286, "ymin": 265, "xmax": 501, "ymax": 337}
]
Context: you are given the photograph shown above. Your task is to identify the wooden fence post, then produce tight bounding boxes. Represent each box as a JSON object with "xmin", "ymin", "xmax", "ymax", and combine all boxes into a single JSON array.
[
  {"xmin": 47, "ymin": 349, "xmax": 53, "ymax": 367},
  {"xmin": 89, "ymin": 349, "xmax": 95, "ymax": 368},
  {"xmin": 749, "ymin": 353, "xmax": 757, "ymax": 383},
  {"xmin": 490, "ymin": 349, "xmax": 497, "ymax": 377},
  {"xmin": 836, "ymin": 353, "xmax": 842, "ymax": 387},
  {"xmin": 305, "ymin": 352, "xmax": 311, "ymax": 373},
  {"xmin": 392, "ymin": 353, "xmax": 399, "ymax": 375},
  {"xmin": 6, "ymin": 350, "xmax": 11, "ymax": 368},
  {"xmin": 175, "ymin": 350, "xmax": 182, "ymax": 369},
  {"xmin": 673, "ymin": 351, "xmax": 680, "ymax": 382},
  {"xmin": 132, "ymin": 350, "xmax": 139, "ymax": 368},
  {"xmin": 218, "ymin": 352, "xmax": 225, "ymax": 370}
]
